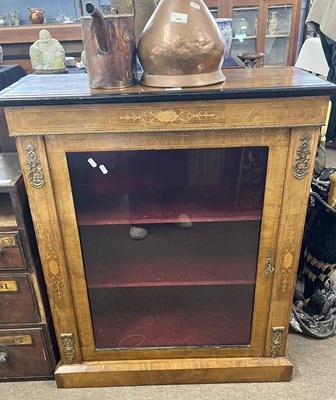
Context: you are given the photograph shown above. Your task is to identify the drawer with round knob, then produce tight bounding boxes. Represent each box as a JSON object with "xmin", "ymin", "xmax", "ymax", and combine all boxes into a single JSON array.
[
  {"xmin": 0, "ymin": 274, "xmax": 39, "ymax": 324},
  {"xmin": 0, "ymin": 232, "xmax": 25, "ymax": 271},
  {"xmin": 0, "ymin": 328, "xmax": 53, "ymax": 379}
]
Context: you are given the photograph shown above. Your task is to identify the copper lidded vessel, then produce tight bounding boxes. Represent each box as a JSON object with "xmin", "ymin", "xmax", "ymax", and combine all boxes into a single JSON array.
[
  {"xmin": 81, "ymin": 1, "xmax": 137, "ymax": 89},
  {"xmin": 138, "ymin": 0, "xmax": 225, "ymax": 88}
]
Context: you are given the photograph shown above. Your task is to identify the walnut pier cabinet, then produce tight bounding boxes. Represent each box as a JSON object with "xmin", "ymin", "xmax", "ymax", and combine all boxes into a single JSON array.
[{"xmin": 0, "ymin": 68, "xmax": 334, "ymax": 388}]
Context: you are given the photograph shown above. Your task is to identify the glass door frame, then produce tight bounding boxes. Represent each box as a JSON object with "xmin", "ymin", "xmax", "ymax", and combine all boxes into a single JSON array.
[
  {"xmin": 45, "ymin": 128, "xmax": 289, "ymax": 362},
  {"xmin": 228, "ymin": 0, "xmax": 302, "ymax": 66},
  {"xmin": 263, "ymin": 0, "xmax": 298, "ymax": 66},
  {"xmin": 230, "ymin": 1, "xmax": 261, "ymax": 61}
]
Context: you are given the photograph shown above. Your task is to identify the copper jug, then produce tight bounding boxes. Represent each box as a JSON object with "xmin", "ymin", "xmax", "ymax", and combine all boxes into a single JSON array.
[
  {"xmin": 81, "ymin": 1, "xmax": 136, "ymax": 89},
  {"xmin": 138, "ymin": 0, "xmax": 225, "ymax": 88},
  {"xmin": 100, "ymin": 0, "xmax": 158, "ymax": 43},
  {"xmin": 28, "ymin": 7, "xmax": 45, "ymax": 24}
]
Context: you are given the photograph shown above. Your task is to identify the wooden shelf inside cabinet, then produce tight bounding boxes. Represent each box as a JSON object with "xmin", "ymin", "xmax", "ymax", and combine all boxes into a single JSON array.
[
  {"xmin": 0, "ymin": 23, "xmax": 83, "ymax": 45},
  {"xmin": 89, "ymin": 284, "xmax": 255, "ymax": 348},
  {"xmin": 69, "ymin": 147, "xmax": 266, "ymax": 226},
  {"xmin": 266, "ymin": 34, "xmax": 290, "ymax": 38},
  {"xmin": 81, "ymin": 221, "xmax": 260, "ymax": 288},
  {"xmin": 74, "ymin": 191, "xmax": 263, "ymax": 226},
  {"xmin": 0, "ymin": 23, "xmax": 83, "ymax": 72},
  {"xmin": 269, "ymin": 5, "xmax": 293, "ymax": 10},
  {"xmin": 233, "ymin": 36, "xmax": 257, "ymax": 40},
  {"xmin": 233, "ymin": 7, "xmax": 259, "ymax": 11}
]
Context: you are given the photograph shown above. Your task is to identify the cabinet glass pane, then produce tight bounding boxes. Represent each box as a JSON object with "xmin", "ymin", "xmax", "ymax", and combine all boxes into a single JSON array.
[
  {"xmin": 264, "ymin": 5, "xmax": 293, "ymax": 66},
  {"xmin": 0, "ymin": 0, "xmax": 108, "ymax": 25},
  {"xmin": 209, "ymin": 8, "xmax": 219, "ymax": 18},
  {"xmin": 204, "ymin": 0, "xmax": 219, "ymax": 18},
  {"xmin": 231, "ymin": 6, "xmax": 259, "ymax": 58},
  {"xmin": 67, "ymin": 147, "xmax": 269, "ymax": 349}
]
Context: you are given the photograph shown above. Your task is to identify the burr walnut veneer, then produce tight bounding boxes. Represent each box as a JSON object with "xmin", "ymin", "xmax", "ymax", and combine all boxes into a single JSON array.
[{"xmin": 0, "ymin": 67, "xmax": 334, "ymax": 388}]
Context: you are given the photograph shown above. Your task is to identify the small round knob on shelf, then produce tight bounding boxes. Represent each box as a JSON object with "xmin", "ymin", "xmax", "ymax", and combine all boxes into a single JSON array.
[{"xmin": 0, "ymin": 352, "xmax": 9, "ymax": 363}]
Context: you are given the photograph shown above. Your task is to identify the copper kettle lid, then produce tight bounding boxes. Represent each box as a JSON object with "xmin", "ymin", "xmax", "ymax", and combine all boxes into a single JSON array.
[{"xmin": 138, "ymin": 0, "xmax": 225, "ymax": 88}]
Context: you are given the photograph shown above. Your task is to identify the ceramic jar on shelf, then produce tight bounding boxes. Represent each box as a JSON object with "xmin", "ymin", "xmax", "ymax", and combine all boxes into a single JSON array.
[
  {"xmin": 215, "ymin": 18, "xmax": 233, "ymax": 59},
  {"xmin": 28, "ymin": 7, "xmax": 45, "ymax": 24}
]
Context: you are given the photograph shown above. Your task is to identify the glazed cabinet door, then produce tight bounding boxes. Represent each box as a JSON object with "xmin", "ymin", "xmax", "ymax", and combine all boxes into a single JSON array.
[
  {"xmin": 229, "ymin": 0, "xmax": 302, "ymax": 66},
  {"xmin": 229, "ymin": 0, "xmax": 261, "ymax": 60},
  {"xmin": 0, "ymin": 0, "xmax": 80, "ymax": 24},
  {"xmin": 263, "ymin": 0, "xmax": 302, "ymax": 66},
  {"xmin": 44, "ymin": 126, "xmax": 289, "ymax": 362}
]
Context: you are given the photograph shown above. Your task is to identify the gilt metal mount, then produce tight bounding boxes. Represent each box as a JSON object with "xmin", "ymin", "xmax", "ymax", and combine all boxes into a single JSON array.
[
  {"xmin": 266, "ymin": 250, "xmax": 274, "ymax": 280},
  {"xmin": 293, "ymin": 133, "xmax": 311, "ymax": 180},
  {"xmin": 25, "ymin": 141, "xmax": 45, "ymax": 189},
  {"xmin": 60, "ymin": 333, "xmax": 75, "ymax": 364},
  {"xmin": 271, "ymin": 327, "xmax": 285, "ymax": 358}
]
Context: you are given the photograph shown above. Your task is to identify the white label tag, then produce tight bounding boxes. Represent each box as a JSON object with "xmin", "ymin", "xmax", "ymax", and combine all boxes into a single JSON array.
[
  {"xmin": 190, "ymin": 1, "xmax": 200, "ymax": 10},
  {"xmin": 99, "ymin": 165, "xmax": 108, "ymax": 174},
  {"xmin": 0, "ymin": 179, "xmax": 11, "ymax": 184},
  {"xmin": 87, "ymin": 158, "xmax": 97, "ymax": 167},
  {"xmin": 170, "ymin": 12, "xmax": 188, "ymax": 24}
]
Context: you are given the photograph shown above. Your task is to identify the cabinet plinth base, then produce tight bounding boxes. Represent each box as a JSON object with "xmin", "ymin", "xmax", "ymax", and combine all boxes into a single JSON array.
[{"xmin": 55, "ymin": 355, "xmax": 293, "ymax": 388}]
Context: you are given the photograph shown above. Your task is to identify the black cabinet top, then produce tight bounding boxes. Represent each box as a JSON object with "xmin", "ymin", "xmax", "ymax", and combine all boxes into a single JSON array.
[
  {"xmin": 0, "ymin": 64, "xmax": 27, "ymax": 92},
  {"xmin": 0, "ymin": 67, "xmax": 335, "ymax": 107}
]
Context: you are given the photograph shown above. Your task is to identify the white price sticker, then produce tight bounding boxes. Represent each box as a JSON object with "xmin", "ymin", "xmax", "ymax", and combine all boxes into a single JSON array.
[
  {"xmin": 170, "ymin": 12, "xmax": 188, "ymax": 24},
  {"xmin": 190, "ymin": 1, "xmax": 200, "ymax": 10},
  {"xmin": 99, "ymin": 165, "xmax": 108, "ymax": 174},
  {"xmin": 87, "ymin": 158, "xmax": 97, "ymax": 167}
]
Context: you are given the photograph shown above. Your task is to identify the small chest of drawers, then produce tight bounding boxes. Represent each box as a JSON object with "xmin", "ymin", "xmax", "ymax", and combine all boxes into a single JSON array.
[{"xmin": 0, "ymin": 153, "xmax": 57, "ymax": 380}]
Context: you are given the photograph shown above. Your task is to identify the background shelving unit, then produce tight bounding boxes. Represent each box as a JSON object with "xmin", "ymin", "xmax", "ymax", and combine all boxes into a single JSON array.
[
  {"xmin": 0, "ymin": 0, "xmax": 303, "ymax": 71},
  {"xmin": 205, "ymin": 0, "xmax": 303, "ymax": 66}
]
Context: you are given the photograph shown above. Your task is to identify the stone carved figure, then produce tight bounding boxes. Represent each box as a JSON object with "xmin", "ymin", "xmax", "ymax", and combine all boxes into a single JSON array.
[{"xmin": 29, "ymin": 29, "xmax": 67, "ymax": 73}]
